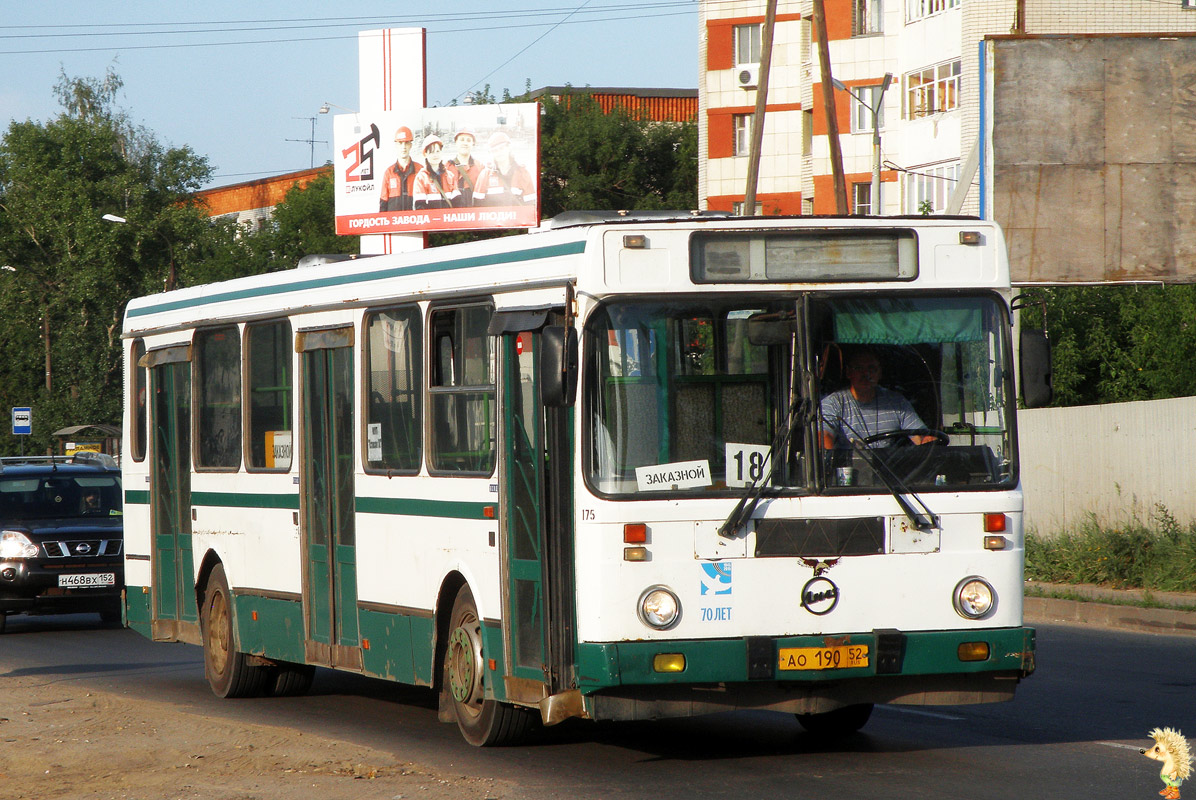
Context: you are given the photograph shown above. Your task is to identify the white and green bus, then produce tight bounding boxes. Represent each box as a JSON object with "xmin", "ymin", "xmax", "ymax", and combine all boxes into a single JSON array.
[{"xmin": 121, "ymin": 212, "xmax": 1049, "ymax": 745}]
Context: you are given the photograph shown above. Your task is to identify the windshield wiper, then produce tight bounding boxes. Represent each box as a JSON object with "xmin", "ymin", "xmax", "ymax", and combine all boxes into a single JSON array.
[
  {"xmin": 717, "ymin": 394, "xmax": 811, "ymax": 539},
  {"xmin": 836, "ymin": 423, "xmax": 939, "ymax": 531}
]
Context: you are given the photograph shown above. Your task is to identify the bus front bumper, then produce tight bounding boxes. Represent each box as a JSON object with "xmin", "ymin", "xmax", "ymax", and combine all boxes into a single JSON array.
[{"xmin": 574, "ymin": 626, "xmax": 1035, "ymax": 722}]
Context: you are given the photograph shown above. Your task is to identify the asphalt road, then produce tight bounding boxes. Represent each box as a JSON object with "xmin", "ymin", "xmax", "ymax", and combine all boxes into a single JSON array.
[{"xmin": 2, "ymin": 612, "xmax": 1192, "ymax": 799}]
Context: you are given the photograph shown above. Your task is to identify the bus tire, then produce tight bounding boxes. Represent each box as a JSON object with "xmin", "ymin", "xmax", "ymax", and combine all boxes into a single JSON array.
[
  {"xmin": 443, "ymin": 584, "xmax": 532, "ymax": 746},
  {"xmin": 796, "ymin": 703, "xmax": 874, "ymax": 736},
  {"xmin": 202, "ymin": 562, "xmax": 267, "ymax": 699},
  {"xmin": 269, "ymin": 662, "xmax": 316, "ymax": 697}
]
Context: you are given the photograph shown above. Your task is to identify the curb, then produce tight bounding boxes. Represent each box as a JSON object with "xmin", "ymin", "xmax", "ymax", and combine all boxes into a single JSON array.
[{"xmin": 1024, "ymin": 582, "xmax": 1196, "ymax": 637}]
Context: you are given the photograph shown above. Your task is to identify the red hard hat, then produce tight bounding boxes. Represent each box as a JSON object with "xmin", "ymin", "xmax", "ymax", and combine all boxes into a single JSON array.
[
  {"xmin": 394, "ymin": 126, "xmax": 414, "ymax": 143},
  {"xmin": 488, "ymin": 131, "xmax": 511, "ymax": 149}
]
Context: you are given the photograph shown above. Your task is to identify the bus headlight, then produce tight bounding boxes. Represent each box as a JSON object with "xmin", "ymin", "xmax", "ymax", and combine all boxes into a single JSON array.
[
  {"xmin": 0, "ymin": 530, "xmax": 38, "ymax": 560},
  {"xmin": 953, "ymin": 576, "xmax": 995, "ymax": 619},
  {"xmin": 638, "ymin": 586, "xmax": 681, "ymax": 630}
]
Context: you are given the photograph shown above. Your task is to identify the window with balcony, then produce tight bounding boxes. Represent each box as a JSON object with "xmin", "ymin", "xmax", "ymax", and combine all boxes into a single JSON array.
[
  {"xmin": 905, "ymin": 60, "xmax": 960, "ymax": 119},
  {"xmin": 905, "ymin": 161, "xmax": 960, "ymax": 214},
  {"xmin": 906, "ymin": 0, "xmax": 959, "ymax": 23}
]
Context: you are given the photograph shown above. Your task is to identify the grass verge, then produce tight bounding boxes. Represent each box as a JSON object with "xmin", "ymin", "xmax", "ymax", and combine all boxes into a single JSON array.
[{"xmin": 1026, "ymin": 505, "xmax": 1196, "ymax": 597}]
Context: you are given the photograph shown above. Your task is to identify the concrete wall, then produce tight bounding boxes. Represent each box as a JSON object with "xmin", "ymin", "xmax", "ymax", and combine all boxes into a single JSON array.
[
  {"xmin": 1019, "ymin": 396, "xmax": 1196, "ymax": 533},
  {"xmin": 987, "ymin": 35, "xmax": 1196, "ymax": 283}
]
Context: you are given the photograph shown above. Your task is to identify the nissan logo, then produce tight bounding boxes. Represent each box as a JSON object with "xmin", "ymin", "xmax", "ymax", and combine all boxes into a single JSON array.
[
  {"xmin": 75, "ymin": 543, "xmax": 92, "ymax": 555},
  {"xmin": 800, "ymin": 576, "xmax": 840, "ymax": 616}
]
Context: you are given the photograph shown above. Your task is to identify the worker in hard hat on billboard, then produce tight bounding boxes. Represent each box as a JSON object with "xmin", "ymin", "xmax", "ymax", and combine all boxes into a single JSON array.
[
  {"xmin": 474, "ymin": 131, "xmax": 537, "ymax": 207},
  {"xmin": 379, "ymin": 125, "xmax": 423, "ymax": 212},
  {"xmin": 450, "ymin": 127, "xmax": 483, "ymax": 207},
  {"xmin": 413, "ymin": 134, "xmax": 461, "ymax": 210}
]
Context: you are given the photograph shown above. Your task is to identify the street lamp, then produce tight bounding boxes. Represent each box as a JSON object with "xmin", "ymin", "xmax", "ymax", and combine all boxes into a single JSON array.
[
  {"xmin": 832, "ymin": 72, "xmax": 893, "ymax": 215},
  {"xmin": 318, "ymin": 101, "xmax": 358, "ymax": 115},
  {"xmin": 102, "ymin": 213, "xmax": 175, "ymax": 292}
]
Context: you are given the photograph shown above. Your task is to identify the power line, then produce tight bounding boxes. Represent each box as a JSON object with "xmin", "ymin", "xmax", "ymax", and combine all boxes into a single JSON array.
[
  {"xmin": 457, "ymin": 0, "xmax": 596, "ymax": 103},
  {"xmin": 0, "ymin": 4, "xmax": 694, "ymax": 38},
  {"xmin": 0, "ymin": 10, "xmax": 694, "ymax": 56}
]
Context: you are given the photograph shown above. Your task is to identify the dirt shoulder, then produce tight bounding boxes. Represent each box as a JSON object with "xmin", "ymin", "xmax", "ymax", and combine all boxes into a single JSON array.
[{"xmin": 0, "ymin": 673, "xmax": 515, "ymax": 800}]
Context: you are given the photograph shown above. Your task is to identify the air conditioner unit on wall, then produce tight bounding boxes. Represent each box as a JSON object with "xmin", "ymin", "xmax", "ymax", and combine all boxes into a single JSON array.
[{"xmin": 737, "ymin": 65, "xmax": 759, "ymax": 89}]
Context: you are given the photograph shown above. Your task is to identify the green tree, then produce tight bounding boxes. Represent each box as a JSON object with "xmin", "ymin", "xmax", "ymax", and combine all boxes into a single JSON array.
[
  {"xmin": 1026, "ymin": 284, "xmax": 1196, "ymax": 406},
  {"xmin": 0, "ymin": 68, "xmax": 211, "ymax": 453},
  {"xmin": 537, "ymin": 91, "xmax": 697, "ymax": 215}
]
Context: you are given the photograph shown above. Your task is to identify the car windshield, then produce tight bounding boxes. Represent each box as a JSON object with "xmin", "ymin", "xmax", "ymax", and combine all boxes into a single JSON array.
[
  {"xmin": 0, "ymin": 475, "xmax": 123, "ymax": 520},
  {"xmin": 583, "ymin": 294, "xmax": 1015, "ymax": 496}
]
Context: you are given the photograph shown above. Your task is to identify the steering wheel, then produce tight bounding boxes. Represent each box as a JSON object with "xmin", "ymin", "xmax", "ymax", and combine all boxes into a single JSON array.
[{"xmin": 862, "ymin": 428, "xmax": 949, "ymax": 447}]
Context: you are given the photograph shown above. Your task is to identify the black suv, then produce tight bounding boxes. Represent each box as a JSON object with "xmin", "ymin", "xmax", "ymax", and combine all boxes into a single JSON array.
[{"xmin": 0, "ymin": 454, "xmax": 123, "ymax": 632}]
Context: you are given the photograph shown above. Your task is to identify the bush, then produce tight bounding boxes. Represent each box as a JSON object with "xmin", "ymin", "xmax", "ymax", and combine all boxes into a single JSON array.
[{"xmin": 1025, "ymin": 505, "xmax": 1196, "ymax": 592}]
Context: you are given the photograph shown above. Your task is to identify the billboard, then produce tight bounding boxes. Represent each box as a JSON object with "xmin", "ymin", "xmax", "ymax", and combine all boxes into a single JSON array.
[
  {"xmin": 986, "ymin": 35, "xmax": 1196, "ymax": 283},
  {"xmin": 333, "ymin": 103, "xmax": 540, "ymax": 235}
]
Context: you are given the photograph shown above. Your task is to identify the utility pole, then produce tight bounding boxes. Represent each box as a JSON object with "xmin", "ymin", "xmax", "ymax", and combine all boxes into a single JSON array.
[
  {"xmin": 743, "ymin": 0, "xmax": 778, "ymax": 215},
  {"xmin": 812, "ymin": 0, "xmax": 848, "ymax": 214}
]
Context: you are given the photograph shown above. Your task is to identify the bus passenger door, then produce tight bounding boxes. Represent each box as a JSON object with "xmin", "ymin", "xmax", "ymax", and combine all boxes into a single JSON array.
[
  {"xmin": 149, "ymin": 354, "xmax": 199, "ymax": 641},
  {"xmin": 500, "ymin": 327, "xmax": 575, "ymax": 704},
  {"xmin": 298, "ymin": 329, "xmax": 360, "ymax": 669}
]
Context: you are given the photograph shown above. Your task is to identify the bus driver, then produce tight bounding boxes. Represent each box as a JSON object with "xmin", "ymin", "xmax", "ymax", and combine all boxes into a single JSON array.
[{"xmin": 820, "ymin": 347, "xmax": 937, "ymax": 449}]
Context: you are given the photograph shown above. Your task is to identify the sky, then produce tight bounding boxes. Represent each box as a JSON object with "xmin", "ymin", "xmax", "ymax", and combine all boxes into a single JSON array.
[{"xmin": 0, "ymin": 2, "xmax": 698, "ymax": 188}]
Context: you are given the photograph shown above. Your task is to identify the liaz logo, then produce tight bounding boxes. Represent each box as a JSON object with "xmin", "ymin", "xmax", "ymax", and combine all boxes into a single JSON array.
[
  {"xmin": 700, "ymin": 562, "xmax": 732, "ymax": 596},
  {"xmin": 341, "ymin": 123, "xmax": 381, "ymax": 182},
  {"xmin": 800, "ymin": 576, "xmax": 840, "ymax": 615}
]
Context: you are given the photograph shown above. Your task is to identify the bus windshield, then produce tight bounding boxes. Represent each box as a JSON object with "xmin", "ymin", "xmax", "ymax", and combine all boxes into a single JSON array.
[{"xmin": 584, "ymin": 293, "xmax": 1015, "ymax": 497}]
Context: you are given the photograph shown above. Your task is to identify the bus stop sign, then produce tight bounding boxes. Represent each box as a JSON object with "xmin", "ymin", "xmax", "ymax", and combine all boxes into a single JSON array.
[{"xmin": 12, "ymin": 407, "xmax": 31, "ymax": 435}]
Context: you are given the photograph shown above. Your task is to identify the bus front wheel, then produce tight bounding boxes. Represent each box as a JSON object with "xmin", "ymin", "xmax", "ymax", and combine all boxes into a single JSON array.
[
  {"xmin": 796, "ymin": 703, "xmax": 874, "ymax": 736},
  {"xmin": 443, "ymin": 584, "xmax": 532, "ymax": 746},
  {"xmin": 202, "ymin": 562, "xmax": 268, "ymax": 699}
]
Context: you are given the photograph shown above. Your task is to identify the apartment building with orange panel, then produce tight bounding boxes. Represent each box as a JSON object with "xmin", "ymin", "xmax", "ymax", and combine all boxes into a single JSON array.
[
  {"xmin": 701, "ymin": 0, "xmax": 1196, "ymax": 218},
  {"xmin": 700, "ymin": 1, "xmax": 806, "ymax": 216}
]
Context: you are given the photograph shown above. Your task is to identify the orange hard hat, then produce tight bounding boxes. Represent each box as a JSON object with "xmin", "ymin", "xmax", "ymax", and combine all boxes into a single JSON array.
[{"xmin": 394, "ymin": 126, "xmax": 414, "ymax": 143}]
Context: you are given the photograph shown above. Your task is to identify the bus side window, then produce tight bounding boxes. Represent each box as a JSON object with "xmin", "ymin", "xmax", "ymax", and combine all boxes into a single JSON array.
[
  {"xmin": 365, "ymin": 306, "xmax": 422, "ymax": 472},
  {"xmin": 428, "ymin": 305, "xmax": 495, "ymax": 475}
]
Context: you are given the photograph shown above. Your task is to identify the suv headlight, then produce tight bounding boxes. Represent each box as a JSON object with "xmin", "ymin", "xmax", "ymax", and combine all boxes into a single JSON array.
[{"xmin": 0, "ymin": 530, "xmax": 38, "ymax": 559}]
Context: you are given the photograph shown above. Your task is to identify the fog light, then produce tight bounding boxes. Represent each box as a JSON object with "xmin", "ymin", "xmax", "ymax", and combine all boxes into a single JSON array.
[
  {"xmin": 1, "ymin": 567, "xmax": 14, "ymax": 580},
  {"xmin": 958, "ymin": 642, "xmax": 990, "ymax": 662},
  {"xmin": 983, "ymin": 535, "xmax": 1008, "ymax": 550},
  {"xmin": 953, "ymin": 576, "xmax": 995, "ymax": 619},
  {"xmin": 624, "ymin": 546, "xmax": 648, "ymax": 562},
  {"xmin": 638, "ymin": 586, "xmax": 681, "ymax": 630},
  {"xmin": 653, "ymin": 653, "xmax": 686, "ymax": 673}
]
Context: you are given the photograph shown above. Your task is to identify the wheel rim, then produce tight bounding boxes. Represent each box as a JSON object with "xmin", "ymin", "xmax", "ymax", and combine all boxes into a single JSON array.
[
  {"xmin": 207, "ymin": 589, "xmax": 231, "ymax": 676},
  {"xmin": 446, "ymin": 611, "xmax": 484, "ymax": 717}
]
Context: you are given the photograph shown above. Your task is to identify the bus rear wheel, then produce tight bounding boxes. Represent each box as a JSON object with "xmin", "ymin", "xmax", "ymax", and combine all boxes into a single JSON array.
[
  {"xmin": 269, "ymin": 662, "xmax": 316, "ymax": 697},
  {"xmin": 443, "ymin": 585, "xmax": 532, "ymax": 746},
  {"xmin": 796, "ymin": 703, "xmax": 874, "ymax": 736},
  {"xmin": 202, "ymin": 563, "xmax": 268, "ymax": 699}
]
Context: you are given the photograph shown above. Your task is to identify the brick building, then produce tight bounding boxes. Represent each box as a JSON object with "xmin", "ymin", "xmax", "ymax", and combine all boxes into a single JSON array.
[{"xmin": 194, "ymin": 165, "xmax": 329, "ymax": 229}]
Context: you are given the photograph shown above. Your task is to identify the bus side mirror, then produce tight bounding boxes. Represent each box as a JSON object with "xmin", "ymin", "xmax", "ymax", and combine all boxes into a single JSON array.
[
  {"xmin": 1019, "ymin": 327, "xmax": 1052, "ymax": 408},
  {"xmin": 541, "ymin": 325, "xmax": 578, "ymax": 407}
]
